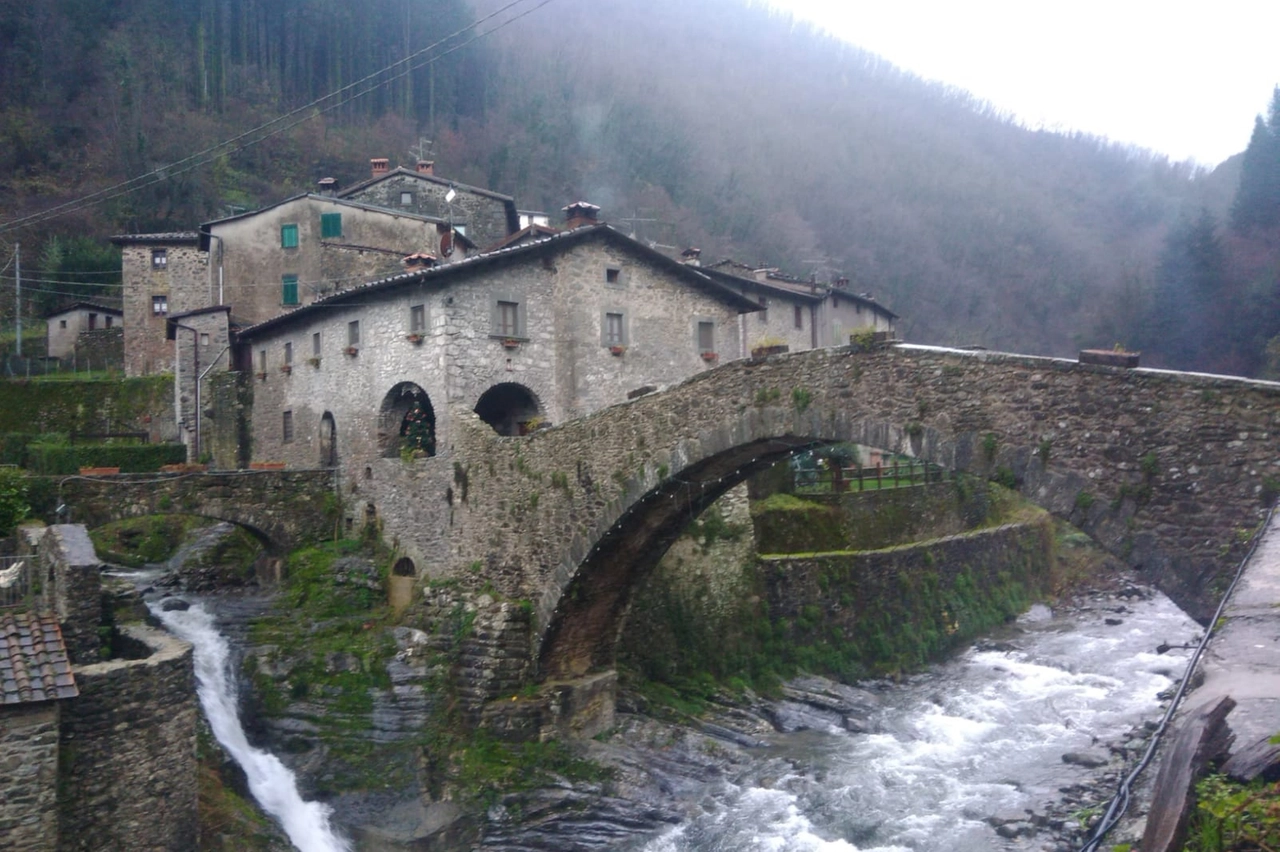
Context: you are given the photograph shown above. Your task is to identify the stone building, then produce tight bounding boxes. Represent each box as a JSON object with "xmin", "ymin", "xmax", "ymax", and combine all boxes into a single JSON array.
[
  {"xmin": 43, "ymin": 302, "xmax": 122, "ymax": 361},
  {"xmin": 234, "ymin": 217, "xmax": 760, "ymax": 567},
  {"xmin": 110, "ymin": 232, "xmax": 205, "ymax": 376},
  {"xmin": 338, "ymin": 158, "xmax": 520, "ymax": 250},
  {"xmin": 700, "ymin": 258, "xmax": 897, "ymax": 352}
]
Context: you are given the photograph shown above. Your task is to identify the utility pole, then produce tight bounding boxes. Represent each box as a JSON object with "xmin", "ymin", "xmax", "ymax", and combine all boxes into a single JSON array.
[{"xmin": 14, "ymin": 243, "xmax": 20, "ymax": 357}]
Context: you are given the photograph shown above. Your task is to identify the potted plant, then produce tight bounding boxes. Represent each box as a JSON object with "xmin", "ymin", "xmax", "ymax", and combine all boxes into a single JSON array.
[
  {"xmin": 343, "ymin": 345, "xmax": 359, "ymax": 357},
  {"xmin": 280, "ymin": 364, "xmax": 292, "ymax": 375},
  {"xmin": 501, "ymin": 338, "xmax": 521, "ymax": 349},
  {"xmin": 609, "ymin": 345, "xmax": 626, "ymax": 356},
  {"xmin": 1078, "ymin": 345, "xmax": 1140, "ymax": 368},
  {"xmin": 406, "ymin": 333, "xmax": 424, "ymax": 344},
  {"xmin": 306, "ymin": 356, "xmax": 321, "ymax": 367},
  {"xmin": 751, "ymin": 336, "xmax": 789, "ymax": 358},
  {"xmin": 700, "ymin": 351, "xmax": 718, "ymax": 362}
]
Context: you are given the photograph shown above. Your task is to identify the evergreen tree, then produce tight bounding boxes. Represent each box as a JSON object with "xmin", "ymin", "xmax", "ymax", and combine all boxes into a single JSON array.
[
  {"xmin": 1231, "ymin": 87, "xmax": 1280, "ymax": 232},
  {"xmin": 1148, "ymin": 209, "xmax": 1227, "ymax": 369}
]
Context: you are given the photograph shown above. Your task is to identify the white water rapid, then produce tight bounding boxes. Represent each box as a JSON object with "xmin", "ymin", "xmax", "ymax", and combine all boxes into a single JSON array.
[
  {"xmin": 152, "ymin": 601, "xmax": 353, "ymax": 852},
  {"xmin": 640, "ymin": 591, "xmax": 1201, "ymax": 852}
]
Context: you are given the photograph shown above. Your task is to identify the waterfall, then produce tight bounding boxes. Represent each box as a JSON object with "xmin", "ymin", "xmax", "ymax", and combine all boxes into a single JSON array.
[{"xmin": 152, "ymin": 601, "xmax": 352, "ymax": 852}]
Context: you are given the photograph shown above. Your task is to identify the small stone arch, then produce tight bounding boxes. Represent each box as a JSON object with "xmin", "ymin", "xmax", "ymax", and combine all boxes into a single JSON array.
[
  {"xmin": 474, "ymin": 382, "xmax": 544, "ymax": 436},
  {"xmin": 392, "ymin": 557, "xmax": 416, "ymax": 577},
  {"xmin": 379, "ymin": 382, "xmax": 437, "ymax": 458},
  {"xmin": 318, "ymin": 412, "xmax": 337, "ymax": 467}
]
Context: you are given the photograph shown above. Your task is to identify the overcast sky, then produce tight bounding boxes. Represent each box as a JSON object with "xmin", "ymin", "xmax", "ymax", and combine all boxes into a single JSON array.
[{"xmin": 766, "ymin": 0, "xmax": 1280, "ymax": 166}]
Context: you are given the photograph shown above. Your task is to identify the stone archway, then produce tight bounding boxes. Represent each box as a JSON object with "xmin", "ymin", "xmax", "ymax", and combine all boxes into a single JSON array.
[
  {"xmin": 379, "ymin": 382, "xmax": 437, "ymax": 458},
  {"xmin": 474, "ymin": 382, "xmax": 543, "ymax": 436},
  {"xmin": 318, "ymin": 412, "xmax": 337, "ymax": 468}
]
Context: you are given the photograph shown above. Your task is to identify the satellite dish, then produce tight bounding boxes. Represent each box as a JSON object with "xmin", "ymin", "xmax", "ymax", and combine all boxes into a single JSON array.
[{"xmin": 444, "ymin": 188, "xmax": 457, "ymax": 203}]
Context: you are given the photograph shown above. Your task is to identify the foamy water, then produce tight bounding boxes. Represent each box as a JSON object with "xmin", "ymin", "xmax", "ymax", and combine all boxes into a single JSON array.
[{"xmin": 152, "ymin": 601, "xmax": 352, "ymax": 852}]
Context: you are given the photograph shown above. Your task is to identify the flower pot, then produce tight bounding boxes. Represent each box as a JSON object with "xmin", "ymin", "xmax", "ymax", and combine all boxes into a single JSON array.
[
  {"xmin": 406, "ymin": 334, "xmax": 424, "ymax": 344},
  {"xmin": 306, "ymin": 357, "xmax": 321, "ymax": 367},
  {"xmin": 78, "ymin": 467, "xmax": 120, "ymax": 475},
  {"xmin": 700, "ymin": 351, "xmax": 718, "ymax": 362},
  {"xmin": 280, "ymin": 365, "xmax": 292, "ymax": 374},
  {"xmin": 250, "ymin": 461, "xmax": 287, "ymax": 471},
  {"xmin": 609, "ymin": 345, "xmax": 626, "ymax": 356},
  {"xmin": 343, "ymin": 346, "xmax": 359, "ymax": 357},
  {"xmin": 501, "ymin": 338, "xmax": 521, "ymax": 349}
]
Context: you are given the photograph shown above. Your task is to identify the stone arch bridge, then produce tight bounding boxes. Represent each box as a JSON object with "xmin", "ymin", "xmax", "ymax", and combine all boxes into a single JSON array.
[
  {"xmin": 52, "ymin": 469, "xmax": 338, "ymax": 555},
  {"xmin": 436, "ymin": 343, "xmax": 1280, "ymax": 696}
]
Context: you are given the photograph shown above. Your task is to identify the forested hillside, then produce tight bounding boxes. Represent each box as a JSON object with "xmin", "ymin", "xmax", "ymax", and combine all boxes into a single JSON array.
[{"xmin": 2, "ymin": 0, "xmax": 1276, "ymax": 371}]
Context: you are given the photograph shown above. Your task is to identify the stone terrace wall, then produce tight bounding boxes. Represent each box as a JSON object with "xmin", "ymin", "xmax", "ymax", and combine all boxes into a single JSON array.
[
  {"xmin": 72, "ymin": 327, "xmax": 123, "ymax": 371},
  {"xmin": 0, "ymin": 702, "xmax": 60, "ymax": 851},
  {"xmin": 41, "ymin": 526, "xmax": 103, "ymax": 665},
  {"xmin": 57, "ymin": 624, "xmax": 196, "ymax": 852}
]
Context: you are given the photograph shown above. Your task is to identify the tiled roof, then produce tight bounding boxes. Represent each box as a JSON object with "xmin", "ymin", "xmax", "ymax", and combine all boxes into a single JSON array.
[
  {"xmin": 0, "ymin": 611, "xmax": 78, "ymax": 705},
  {"xmin": 108, "ymin": 232, "xmax": 200, "ymax": 245}
]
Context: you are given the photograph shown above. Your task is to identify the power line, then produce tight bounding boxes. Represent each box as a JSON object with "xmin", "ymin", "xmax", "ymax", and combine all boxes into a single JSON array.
[{"xmin": 0, "ymin": 0, "xmax": 555, "ymax": 235}]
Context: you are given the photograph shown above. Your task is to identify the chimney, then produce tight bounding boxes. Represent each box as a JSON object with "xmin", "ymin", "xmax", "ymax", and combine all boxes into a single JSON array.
[
  {"xmin": 680, "ymin": 247, "xmax": 702, "ymax": 267},
  {"xmin": 834, "ymin": 276, "xmax": 850, "ymax": 289},
  {"xmin": 317, "ymin": 177, "xmax": 339, "ymax": 197},
  {"xmin": 402, "ymin": 252, "xmax": 438, "ymax": 270},
  {"xmin": 370, "ymin": 158, "xmax": 390, "ymax": 178},
  {"xmin": 562, "ymin": 201, "xmax": 601, "ymax": 230},
  {"xmin": 416, "ymin": 160, "xmax": 435, "ymax": 176}
]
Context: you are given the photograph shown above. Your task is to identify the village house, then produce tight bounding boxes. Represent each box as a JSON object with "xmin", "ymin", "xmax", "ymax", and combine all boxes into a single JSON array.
[
  {"xmin": 111, "ymin": 232, "xmax": 205, "ymax": 376},
  {"xmin": 43, "ymin": 302, "xmax": 123, "ymax": 362}
]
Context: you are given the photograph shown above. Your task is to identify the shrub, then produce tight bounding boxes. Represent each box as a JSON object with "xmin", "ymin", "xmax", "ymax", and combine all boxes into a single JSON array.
[
  {"xmin": 0, "ymin": 468, "xmax": 30, "ymax": 536},
  {"xmin": 25, "ymin": 442, "xmax": 187, "ymax": 474}
]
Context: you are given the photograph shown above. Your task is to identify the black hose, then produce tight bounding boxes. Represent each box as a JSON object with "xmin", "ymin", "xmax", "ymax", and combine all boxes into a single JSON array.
[{"xmin": 1077, "ymin": 503, "xmax": 1278, "ymax": 852}]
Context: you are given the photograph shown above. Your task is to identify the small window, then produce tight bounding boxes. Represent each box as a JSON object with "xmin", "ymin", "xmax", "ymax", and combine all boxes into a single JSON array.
[
  {"xmin": 200, "ymin": 332, "xmax": 209, "ymax": 346},
  {"xmin": 603, "ymin": 311, "xmax": 627, "ymax": 346},
  {"xmin": 605, "ymin": 267, "xmax": 621, "ymax": 285},
  {"xmin": 105, "ymin": 316, "xmax": 114, "ymax": 329},
  {"xmin": 151, "ymin": 249, "xmax": 167, "ymax": 268},
  {"xmin": 281, "ymin": 223, "xmax": 299, "ymax": 249},
  {"xmin": 320, "ymin": 212, "xmax": 342, "ymax": 239},
  {"xmin": 497, "ymin": 301, "xmax": 519, "ymax": 337},
  {"xmin": 258, "ymin": 349, "xmax": 266, "ymax": 373},
  {"xmin": 88, "ymin": 313, "xmax": 97, "ymax": 330},
  {"xmin": 282, "ymin": 410, "xmax": 294, "ymax": 443},
  {"xmin": 282, "ymin": 275, "xmax": 299, "ymax": 306},
  {"xmin": 794, "ymin": 305, "xmax": 804, "ymax": 330},
  {"xmin": 832, "ymin": 295, "xmax": 839, "ymax": 309},
  {"xmin": 410, "ymin": 304, "xmax": 426, "ymax": 333},
  {"xmin": 284, "ymin": 342, "xmax": 293, "ymax": 365},
  {"xmin": 348, "ymin": 320, "xmax": 360, "ymax": 347},
  {"xmin": 697, "ymin": 320, "xmax": 715, "ymax": 353},
  {"xmin": 400, "ymin": 191, "xmax": 413, "ymax": 206},
  {"xmin": 59, "ymin": 320, "xmax": 67, "ymax": 329},
  {"xmin": 152, "ymin": 295, "xmax": 168, "ymax": 316},
  {"xmin": 758, "ymin": 296, "xmax": 768, "ymax": 323},
  {"xmin": 312, "ymin": 332, "xmax": 321, "ymax": 357}
]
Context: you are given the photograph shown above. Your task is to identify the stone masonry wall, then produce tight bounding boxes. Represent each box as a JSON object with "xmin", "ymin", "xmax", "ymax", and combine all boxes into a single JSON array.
[
  {"xmin": 41, "ymin": 526, "xmax": 103, "ymax": 666},
  {"xmin": 57, "ymin": 624, "xmax": 197, "ymax": 852},
  {"xmin": 72, "ymin": 327, "xmax": 123, "ymax": 371},
  {"xmin": 121, "ymin": 242, "xmax": 206, "ymax": 377},
  {"xmin": 0, "ymin": 702, "xmax": 60, "ymax": 851},
  {"xmin": 344, "ymin": 172, "xmax": 514, "ymax": 249}
]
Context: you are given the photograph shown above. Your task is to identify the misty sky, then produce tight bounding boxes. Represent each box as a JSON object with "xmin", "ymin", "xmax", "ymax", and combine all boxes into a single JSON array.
[{"xmin": 767, "ymin": 0, "xmax": 1280, "ymax": 166}]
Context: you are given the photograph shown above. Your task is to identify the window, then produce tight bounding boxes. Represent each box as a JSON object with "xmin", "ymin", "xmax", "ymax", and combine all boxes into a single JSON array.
[
  {"xmin": 312, "ymin": 332, "xmax": 321, "ymax": 357},
  {"xmin": 59, "ymin": 320, "xmax": 67, "ymax": 329},
  {"xmin": 410, "ymin": 304, "xmax": 426, "ymax": 333},
  {"xmin": 106, "ymin": 316, "xmax": 114, "ymax": 329},
  {"xmin": 697, "ymin": 320, "xmax": 715, "ymax": 353},
  {"xmin": 152, "ymin": 295, "xmax": 168, "ymax": 316},
  {"xmin": 258, "ymin": 349, "xmax": 266, "ymax": 373},
  {"xmin": 758, "ymin": 296, "xmax": 768, "ymax": 323},
  {"xmin": 284, "ymin": 342, "xmax": 293, "ymax": 366},
  {"xmin": 282, "ymin": 410, "xmax": 294, "ymax": 443},
  {"xmin": 832, "ymin": 295, "xmax": 839, "ymax": 309},
  {"xmin": 200, "ymin": 332, "xmax": 209, "ymax": 346},
  {"xmin": 603, "ymin": 311, "xmax": 627, "ymax": 346},
  {"xmin": 400, "ymin": 191, "xmax": 413, "ymax": 206},
  {"xmin": 88, "ymin": 313, "xmax": 97, "ymax": 330},
  {"xmin": 320, "ymin": 212, "xmax": 342, "ymax": 239},
  {"xmin": 605, "ymin": 267, "xmax": 621, "ymax": 286},
  {"xmin": 795, "ymin": 305, "xmax": 804, "ymax": 330},
  {"xmin": 493, "ymin": 299, "xmax": 525, "ymax": 338},
  {"xmin": 348, "ymin": 320, "xmax": 360, "ymax": 347},
  {"xmin": 281, "ymin": 223, "xmax": 299, "ymax": 248},
  {"xmin": 151, "ymin": 249, "xmax": 167, "ymax": 268},
  {"xmin": 282, "ymin": 274, "xmax": 299, "ymax": 306}
]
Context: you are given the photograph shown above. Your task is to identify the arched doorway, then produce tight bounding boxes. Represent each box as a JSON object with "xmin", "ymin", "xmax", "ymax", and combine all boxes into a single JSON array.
[
  {"xmin": 474, "ymin": 383, "xmax": 543, "ymax": 436},
  {"xmin": 318, "ymin": 412, "xmax": 337, "ymax": 467},
  {"xmin": 379, "ymin": 382, "xmax": 437, "ymax": 458}
]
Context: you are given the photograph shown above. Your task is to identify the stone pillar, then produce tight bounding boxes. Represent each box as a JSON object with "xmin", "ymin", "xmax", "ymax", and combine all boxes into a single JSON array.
[{"xmin": 39, "ymin": 526, "xmax": 103, "ymax": 665}]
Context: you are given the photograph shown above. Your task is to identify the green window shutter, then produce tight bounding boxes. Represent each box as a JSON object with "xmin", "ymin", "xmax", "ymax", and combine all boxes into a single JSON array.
[
  {"xmin": 281, "ymin": 223, "xmax": 298, "ymax": 248},
  {"xmin": 320, "ymin": 212, "xmax": 342, "ymax": 239},
  {"xmin": 282, "ymin": 275, "xmax": 299, "ymax": 305}
]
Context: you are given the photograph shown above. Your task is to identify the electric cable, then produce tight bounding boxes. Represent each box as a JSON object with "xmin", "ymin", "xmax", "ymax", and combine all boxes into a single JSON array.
[{"xmin": 1077, "ymin": 501, "xmax": 1279, "ymax": 851}]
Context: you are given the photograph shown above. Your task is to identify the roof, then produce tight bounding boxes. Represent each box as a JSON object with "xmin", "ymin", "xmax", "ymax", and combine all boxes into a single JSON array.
[
  {"xmin": 45, "ymin": 302, "xmax": 124, "ymax": 319},
  {"xmin": 109, "ymin": 232, "xmax": 200, "ymax": 246},
  {"xmin": 198, "ymin": 194, "xmax": 454, "ymax": 252},
  {"xmin": 485, "ymin": 223, "xmax": 562, "ymax": 251},
  {"xmin": 704, "ymin": 260, "xmax": 899, "ymax": 319},
  {"xmin": 338, "ymin": 167, "xmax": 521, "ymax": 236},
  {"xmin": 0, "ymin": 610, "xmax": 78, "ymax": 705},
  {"xmin": 168, "ymin": 304, "xmax": 231, "ymax": 322},
  {"xmin": 237, "ymin": 224, "xmax": 763, "ymax": 341}
]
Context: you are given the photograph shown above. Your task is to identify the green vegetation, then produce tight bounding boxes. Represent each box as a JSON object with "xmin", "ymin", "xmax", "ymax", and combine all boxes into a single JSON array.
[
  {"xmin": 1184, "ymin": 774, "xmax": 1280, "ymax": 851},
  {"xmin": 25, "ymin": 440, "xmax": 186, "ymax": 474},
  {"xmin": 89, "ymin": 515, "xmax": 211, "ymax": 566},
  {"xmin": 982, "ymin": 432, "xmax": 998, "ymax": 462},
  {"xmin": 1075, "ymin": 491, "xmax": 1096, "ymax": 511},
  {"xmin": 791, "ymin": 387, "xmax": 813, "ymax": 413},
  {"xmin": 685, "ymin": 504, "xmax": 747, "ymax": 551},
  {"xmin": 0, "ymin": 376, "xmax": 171, "ymax": 436},
  {"xmin": 195, "ymin": 728, "xmax": 284, "ymax": 852},
  {"xmin": 0, "ymin": 467, "xmax": 30, "ymax": 537}
]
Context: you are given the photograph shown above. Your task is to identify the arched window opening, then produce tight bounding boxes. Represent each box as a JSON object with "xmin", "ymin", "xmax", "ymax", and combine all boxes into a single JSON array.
[
  {"xmin": 392, "ymin": 557, "xmax": 416, "ymax": 577},
  {"xmin": 474, "ymin": 383, "xmax": 543, "ymax": 437},
  {"xmin": 378, "ymin": 382, "xmax": 437, "ymax": 458},
  {"xmin": 318, "ymin": 412, "xmax": 337, "ymax": 468}
]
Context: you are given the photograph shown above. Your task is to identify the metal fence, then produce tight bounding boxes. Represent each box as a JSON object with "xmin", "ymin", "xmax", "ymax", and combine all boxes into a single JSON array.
[
  {"xmin": 0, "ymin": 555, "xmax": 35, "ymax": 610},
  {"xmin": 794, "ymin": 459, "xmax": 949, "ymax": 494}
]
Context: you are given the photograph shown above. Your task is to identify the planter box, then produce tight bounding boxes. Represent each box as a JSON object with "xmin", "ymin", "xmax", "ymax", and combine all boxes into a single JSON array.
[
  {"xmin": 501, "ymin": 338, "xmax": 521, "ymax": 349},
  {"xmin": 1079, "ymin": 349, "xmax": 1140, "ymax": 368},
  {"xmin": 280, "ymin": 365, "xmax": 292, "ymax": 375},
  {"xmin": 751, "ymin": 344, "xmax": 790, "ymax": 358},
  {"xmin": 406, "ymin": 334, "xmax": 424, "ymax": 344},
  {"xmin": 700, "ymin": 351, "xmax": 718, "ymax": 362},
  {"xmin": 78, "ymin": 467, "xmax": 120, "ymax": 476},
  {"xmin": 343, "ymin": 346, "xmax": 359, "ymax": 357},
  {"xmin": 160, "ymin": 463, "xmax": 208, "ymax": 473},
  {"xmin": 250, "ymin": 461, "xmax": 286, "ymax": 471},
  {"xmin": 609, "ymin": 345, "xmax": 626, "ymax": 356}
]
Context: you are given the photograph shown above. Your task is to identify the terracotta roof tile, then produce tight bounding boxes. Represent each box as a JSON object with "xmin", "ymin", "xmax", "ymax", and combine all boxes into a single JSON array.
[{"xmin": 0, "ymin": 611, "xmax": 78, "ymax": 705}]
